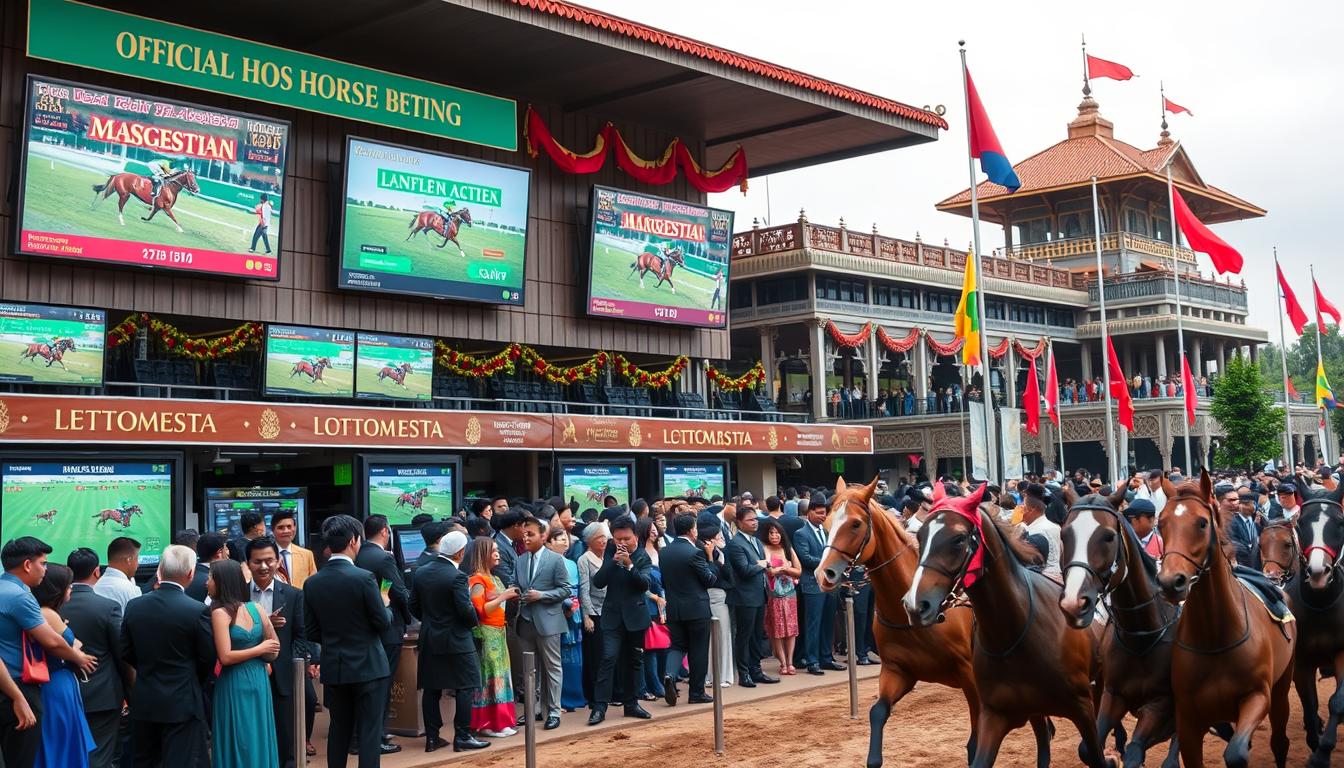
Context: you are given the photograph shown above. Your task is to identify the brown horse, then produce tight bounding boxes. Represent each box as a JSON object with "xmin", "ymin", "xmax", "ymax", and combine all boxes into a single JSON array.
[
  {"xmin": 1282, "ymin": 484, "xmax": 1344, "ymax": 767},
  {"xmin": 405, "ymin": 208, "xmax": 474, "ymax": 254},
  {"xmin": 34, "ymin": 508, "xmax": 58, "ymax": 524},
  {"xmin": 816, "ymin": 477, "xmax": 981, "ymax": 768},
  {"xmin": 628, "ymin": 245, "xmax": 685, "ymax": 293},
  {"xmin": 91, "ymin": 504, "xmax": 141, "ymax": 528},
  {"xmin": 376, "ymin": 362, "xmax": 412, "ymax": 386},
  {"xmin": 291, "ymin": 357, "xmax": 331, "ymax": 384},
  {"xmin": 1157, "ymin": 471, "xmax": 1295, "ymax": 768},
  {"xmin": 905, "ymin": 482, "xmax": 1111, "ymax": 768},
  {"xmin": 1059, "ymin": 485, "xmax": 1180, "ymax": 768},
  {"xmin": 91, "ymin": 170, "xmax": 200, "ymax": 232},
  {"xmin": 1259, "ymin": 521, "xmax": 1299, "ymax": 585},
  {"xmin": 20, "ymin": 337, "xmax": 76, "ymax": 371}
]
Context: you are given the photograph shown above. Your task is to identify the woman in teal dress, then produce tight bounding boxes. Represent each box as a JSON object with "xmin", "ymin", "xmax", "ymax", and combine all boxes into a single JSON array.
[
  {"xmin": 208, "ymin": 559, "xmax": 280, "ymax": 768},
  {"xmin": 547, "ymin": 527, "xmax": 586, "ymax": 712}
]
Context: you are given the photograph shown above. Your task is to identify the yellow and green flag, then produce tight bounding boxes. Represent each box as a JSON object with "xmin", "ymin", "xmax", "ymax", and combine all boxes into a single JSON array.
[
  {"xmin": 1317, "ymin": 361, "xmax": 1337, "ymax": 409},
  {"xmin": 954, "ymin": 252, "xmax": 981, "ymax": 366}
]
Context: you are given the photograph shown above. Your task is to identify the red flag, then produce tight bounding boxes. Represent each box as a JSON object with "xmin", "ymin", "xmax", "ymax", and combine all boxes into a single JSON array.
[
  {"xmin": 1314, "ymin": 278, "xmax": 1342, "ymax": 332},
  {"xmin": 1105, "ymin": 337, "xmax": 1134, "ymax": 431},
  {"xmin": 1086, "ymin": 54, "xmax": 1134, "ymax": 81},
  {"xmin": 1277, "ymin": 262, "xmax": 1309, "ymax": 335},
  {"xmin": 1181, "ymin": 356, "xmax": 1197, "ymax": 427},
  {"xmin": 1164, "ymin": 97, "xmax": 1192, "ymax": 116},
  {"xmin": 1044, "ymin": 349, "xmax": 1060, "ymax": 427},
  {"xmin": 1287, "ymin": 379, "xmax": 1300, "ymax": 399},
  {"xmin": 1023, "ymin": 355, "xmax": 1041, "ymax": 437},
  {"xmin": 1171, "ymin": 190, "xmax": 1242, "ymax": 275}
]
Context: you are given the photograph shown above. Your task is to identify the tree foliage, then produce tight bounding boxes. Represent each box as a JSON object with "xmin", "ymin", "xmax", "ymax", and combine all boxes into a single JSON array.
[
  {"xmin": 1258, "ymin": 322, "xmax": 1344, "ymax": 445},
  {"xmin": 1213, "ymin": 355, "xmax": 1284, "ymax": 470}
]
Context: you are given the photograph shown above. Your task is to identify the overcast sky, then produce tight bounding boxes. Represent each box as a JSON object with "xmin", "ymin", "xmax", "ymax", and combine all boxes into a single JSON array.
[{"xmin": 584, "ymin": 0, "xmax": 1341, "ymax": 335}]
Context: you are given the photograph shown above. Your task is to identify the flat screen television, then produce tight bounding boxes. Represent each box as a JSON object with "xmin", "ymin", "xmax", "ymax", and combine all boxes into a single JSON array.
[
  {"xmin": 0, "ymin": 453, "xmax": 182, "ymax": 566},
  {"xmin": 559, "ymin": 460, "xmax": 633, "ymax": 510},
  {"xmin": 585, "ymin": 185, "xmax": 733, "ymax": 328},
  {"xmin": 18, "ymin": 76, "xmax": 289, "ymax": 280},
  {"xmin": 203, "ymin": 487, "xmax": 306, "ymax": 544},
  {"xmin": 263, "ymin": 324, "xmax": 355, "ymax": 398},
  {"xmin": 393, "ymin": 524, "xmax": 428, "ymax": 568},
  {"xmin": 0, "ymin": 302, "xmax": 105, "ymax": 386},
  {"xmin": 338, "ymin": 136, "xmax": 531, "ymax": 304},
  {"xmin": 358, "ymin": 454, "xmax": 460, "ymax": 526},
  {"xmin": 355, "ymin": 332, "xmax": 434, "ymax": 402},
  {"xmin": 659, "ymin": 460, "xmax": 729, "ymax": 500}
]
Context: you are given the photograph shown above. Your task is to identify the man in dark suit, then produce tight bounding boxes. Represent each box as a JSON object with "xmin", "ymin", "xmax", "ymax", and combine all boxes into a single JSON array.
[
  {"xmin": 588, "ymin": 517, "xmax": 653, "ymax": 725},
  {"xmin": 794, "ymin": 502, "xmax": 845, "ymax": 675},
  {"xmin": 62, "ymin": 547, "xmax": 132, "ymax": 768},
  {"xmin": 412, "ymin": 521, "xmax": 449, "ymax": 573},
  {"xmin": 659, "ymin": 513, "xmax": 722, "ymax": 706},
  {"xmin": 227, "ymin": 510, "xmax": 266, "ymax": 562},
  {"xmin": 491, "ymin": 510, "xmax": 525, "ymax": 697},
  {"xmin": 121, "ymin": 544, "xmax": 215, "ymax": 767},
  {"xmin": 726, "ymin": 507, "xmax": 778, "ymax": 687},
  {"xmin": 1227, "ymin": 488, "xmax": 1264, "ymax": 568},
  {"xmin": 186, "ymin": 532, "xmax": 227, "ymax": 602},
  {"xmin": 245, "ymin": 537, "xmax": 310, "ymax": 768},
  {"xmin": 304, "ymin": 515, "xmax": 391, "ymax": 768},
  {"xmin": 409, "ymin": 530, "xmax": 490, "ymax": 753},
  {"xmin": 354, "ymin": 514, "xmax": 410, "ymax": 756}
]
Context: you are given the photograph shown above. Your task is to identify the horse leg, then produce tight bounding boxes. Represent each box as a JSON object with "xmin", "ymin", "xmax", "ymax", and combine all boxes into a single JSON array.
[
  {"xmin": 1176, "ymin": 711, "xmax": 1206, "ymax": 768},
  {"xmin": 1223, "ymin": 691, "xmax": 1269, "ymax": 768},
  {"xmin": 451, "ymin": 236, "xmax": 466, "ymax": 258},
  {"xmin": 1123, "ymin": 701, "xmax": 1174, "ymax": 768},
  {"xmin": 1297, "ymin": 661, "xmax": 1323, "ymax": 751},
  {"xmin": 1029, "ymin": 717, "xmax": 1051, "ymax": 768},
  {"xmin": 117, "ymin": 195, "xmax": 128, "ymax": 226},
  {"xmin": 639, "ymin": 267, "xmax": 646, "ymax": 290},
  {"xmin": 1093, "ymin": 691, "xmax": 1125, "ymax": 765},
  {"xmin": 1268, "ymin": 663, "xmax": 1291, "ymax": 768},
  {"xmin": 1310, "ymin": 651, "xmax": 1344, "ymax": 768},
  {"xmin": 1159, "ymin": 736, "xmax": 1181, "ymax": 768},
  {"xmin": 161, "ymin": 205, "xmax": 184, "ymax": 233},
  {"xmin": 668, "ymin": 275, "xmax": 676, "ymax": 295},
  {"xmin": 969, "ymin": 709, "xmax": 1012, "ymax": 768},
  {"xmin": 1068, "ymin": 696, "xmax": 1111, "ymax": 768},
  {"xmin": 962, "ymin": 685, "xmax": 980, "ymax": 766},
  {"xmin": 866, "ymin": 667, "xmax": 913, "ymax": 768}
]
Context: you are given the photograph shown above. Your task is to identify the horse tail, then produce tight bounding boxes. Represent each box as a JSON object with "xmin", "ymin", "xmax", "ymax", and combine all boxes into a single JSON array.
[{"xmin": 92, "ymin": 176, "xmax": 110, "ymax": 194}]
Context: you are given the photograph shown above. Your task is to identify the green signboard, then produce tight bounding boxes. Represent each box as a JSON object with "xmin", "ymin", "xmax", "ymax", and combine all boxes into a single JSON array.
[{"xmin": 26, "ymin": 0, "xmax": 517, "ymax": 151}]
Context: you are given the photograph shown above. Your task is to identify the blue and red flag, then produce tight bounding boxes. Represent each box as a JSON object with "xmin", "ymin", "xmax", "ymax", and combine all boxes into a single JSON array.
[{"xmin": 964, "ymin": 69, "xmax": 1021, "ymax": 192}]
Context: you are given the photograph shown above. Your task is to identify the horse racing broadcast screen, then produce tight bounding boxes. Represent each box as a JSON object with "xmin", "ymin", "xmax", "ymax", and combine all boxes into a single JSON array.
[
  {"xmin": 204, "ymin": 487, "xmax": 306, "ymax": 545},
  {"xmin": 355, "ymin": 332, "xmax": 434, "ymax": 402},
  {"xmin": 0, "ymin": 460, "xmax": 174, "ymax": 565},
  {"xmin": 660, "ymin": 462, "xmax": 728, "ymax": 501},
  {"xmin": 560, "ymin": 461, "xmax": 632, "ymax": 510},
  {"xmin": 17, "ymin": 76, "xmax": 290, "ymax": 280},
  {"xmin": 363, "ymin": 460, "xmax": 458, "ymax": 526},
  {"xmin": 0, "ymin": 303, "xmax": 105, "ymax": 387},
  {"xmin": 586, "ymin": 185, "xmax": 733, "ymax": 329},
  {"xmin": 338, "ymin": 137, "xmax": 531, "ymax": 304},
  {"xmin": 263, "ymin": 324, "xmax": 355, "ymax": 398}
]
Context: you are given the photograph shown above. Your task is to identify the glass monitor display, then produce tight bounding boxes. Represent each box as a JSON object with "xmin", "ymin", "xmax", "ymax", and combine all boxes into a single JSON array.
[
  {"xmin": 560, "ymin": 462, "xmax": 632, "ymax": 509},
  {"xmin": 263, "ymin": 324, "xmax": 355, "ymax": 398},
  {"xmin": 204, "ymin": 487, "xmax": 306, "ymax": 544},
  {"xmin": 366, "ymin": 463, "xmax": 456, "ymax": 525},
  {"xmin": 355, "ymin": 332, "xmax": 434, "ymax": 401},
  {"xmin": 660, "ymin": 462, "xmax": 727, "ymax": 500},
  {"xmin": 0, "ymin": 303, "xmax": 105, "ymax": 386},
  {"xmin": 396, "ymin": 526, "xmax": 428, "ymax": 565}
]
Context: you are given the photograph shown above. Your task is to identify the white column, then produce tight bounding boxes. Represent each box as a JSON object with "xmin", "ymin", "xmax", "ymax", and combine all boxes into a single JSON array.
[
  {"xmin": 810, "ymin": 320, "xmax": 827, "ymax": 420},
  {"xmin": 1155, "ymin": 334, "xmax": 1167, "ymax": 378},
  {"xmin": 1079, "ymin": 340, "xmax": 1092, "ymax": 381},
  {"xmin": 1216, "ymin": 341, "xmax": 1227, "ymax": 375},
  {"xmin": 867, "ymin": 331, "xmax": 880, "ymax": 403},
  {"xmin": 759, "ymin": 328, "xmax": 776, "ymax": 398},
  {"xmin": 1191, "ymin": 337, "xmax": 1204, "ymax": 377},
  {"xmin": 1006, "ymin": 341, "xmax": 1018, "ymax": 407},
  {"xmin": 914, "ymin": 336, "xmax": 930, "ymax": 402}
]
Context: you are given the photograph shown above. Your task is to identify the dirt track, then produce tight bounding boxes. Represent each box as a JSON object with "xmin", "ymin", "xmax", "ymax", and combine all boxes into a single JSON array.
[{"xmin": 464, "ymin": 675, "xmax": 1336, "ymax": 767}]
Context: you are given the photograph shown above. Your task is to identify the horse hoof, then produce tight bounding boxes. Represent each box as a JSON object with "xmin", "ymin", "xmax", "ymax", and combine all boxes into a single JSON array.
[{"xmin": 1308, "ymin": 751, "xmax": 1333, "ymax": 768}]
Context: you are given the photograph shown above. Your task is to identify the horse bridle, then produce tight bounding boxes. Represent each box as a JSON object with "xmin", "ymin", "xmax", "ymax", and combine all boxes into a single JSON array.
[
  {"xmin": 1062, "ymin": 504, "xmax": 1128, "ymax": 603},
  {"xmin": 1161, "ymin": 497, "xmax": 1221, "ymax": 591},
  {"xmin": 1259, "ymin": 521, "xmax": 1299, "ymax": 586},
  {"xmin": 823, "ymin": 497, "xmax": 917, "ymax": 581},
  {"xmin": 1298, "ymin": 499, "xmax": 1344, "ymax": 582}
]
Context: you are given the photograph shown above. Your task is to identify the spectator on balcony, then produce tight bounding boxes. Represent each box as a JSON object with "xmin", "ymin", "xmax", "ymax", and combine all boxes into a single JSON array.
[
  {"xmin": 900, "ymin": 388, "xmax": 913, "ymax": 416},
  {"xmin": 1164, "ymin": 377, "xmax": 1176, "ymax": 398}
]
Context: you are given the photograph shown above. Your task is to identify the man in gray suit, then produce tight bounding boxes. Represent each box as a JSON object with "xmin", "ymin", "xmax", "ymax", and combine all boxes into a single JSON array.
[
  {"xmin": 61, "ymin": 547, "xmax": 132, "ymax": 768},
  {"xmin": 512, "ymin": 516, "xmax": 571, "ymax": 730}
]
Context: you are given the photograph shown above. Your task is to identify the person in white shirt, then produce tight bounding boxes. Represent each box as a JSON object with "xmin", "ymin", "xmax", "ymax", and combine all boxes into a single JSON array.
[
  {"xmin": 249, "ymin": 193, "xmax": 274, "ymax": 254},
  {"xmin": 901, "ymin": 494, "xmax": 933, "ymax": 535},
  {"xmin": 1018, "ymin": 485, "xmax": 1061, "ymax": 578},
  {"xmin": 1132, "ymin": 470, "xmax": 1167, "ymax": 517},
  {"xmin": 93, "ymin": 536, "xmax": 142, "ymax": 611}
]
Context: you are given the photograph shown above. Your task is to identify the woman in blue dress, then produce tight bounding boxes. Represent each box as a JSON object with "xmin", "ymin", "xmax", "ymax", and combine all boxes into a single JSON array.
[
  {"xmin": 33, "ymin": 564, "xmax": 94, "ymax": 768},
  {"xmin": 208, "ymin": 559, "xmax": 280, "ymax": 768},
  {"xmin": 547, "ymin": 527, "xmax": 586, "ymax": 712}
]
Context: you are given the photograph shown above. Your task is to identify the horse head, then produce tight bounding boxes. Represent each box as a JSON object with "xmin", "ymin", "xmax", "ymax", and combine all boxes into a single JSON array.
[
  {"xmin": 1258, "ymin": 521, "xmax": 1299, "ymax": 585},
  {"xmin": 455, "ymin": 207, "xmax": 474, "ymax": 227},
  {"xmin": 817, "ymin": 475, "xmax": 885, "ymax": 592},
  {"xmin": 663, "ymin": 246, "xmax": 685, "ymax": 266},
  {"xmin": 1156, "ymin": 469, "xmax": 1219, "ymax": 602},
  {"xmin": 1297, "ymin": 481, "xmax": 1344, "ymax": 590},
  {"xmin": 1059, "ymin": 484, "xmax": 1130, "ymax": 628},
  {"xmin": 315, "ymin": 357, "xmax": 332, "ymax": 369},
  {"xmin": 399, "ymin": 362, "xmax": 413, "ymax": 373},
  {"xmin": 176, "ymin": 170, "xmax": 200, "ymax": 194},
  {"xmin": 903, "ymin": 482, "xmax": 988, "ymax": 626}
]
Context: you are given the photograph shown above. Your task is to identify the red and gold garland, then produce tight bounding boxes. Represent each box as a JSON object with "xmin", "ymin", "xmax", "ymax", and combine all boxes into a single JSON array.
[
  {"xmin": 433, "ymin": 342, "xmax": 608, "ymax": 385},
  {"xmin": 924, "ymin": 332, "xmax": 965, "ymax": 357},
  {"xmin": 525, "ymin": 106, "xmax": 749, "ymax": 193},
  {"xmin": 876, "ymin": 327, "xmax": 920, "ymax": 354},
  {"xmin": 106, "ymin": 313, "xmax": 264, "ymax": 361},
  {"xmin": 1013, "ymin": 338, "xmax": 1048, "ymax": 360},
  {"xmin": 988, "ymin": 338, "xmax": 1012, "ymax": 359},
  {"xmin": 707, "ymin": 361, "xmax": 765, "ymax": 392},
  {"xmin": 825, "ymin": 320, "xmax": 871, "ymax": 349},
  {"xmin": 613, "ymin": 354, "xmax": 689, "ymax": 389}
]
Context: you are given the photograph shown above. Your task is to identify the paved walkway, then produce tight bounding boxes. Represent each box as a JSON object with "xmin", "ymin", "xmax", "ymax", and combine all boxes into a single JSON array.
[{"xmin": 309, "ymin": 657, "xmax": 882, "ymax": 767}]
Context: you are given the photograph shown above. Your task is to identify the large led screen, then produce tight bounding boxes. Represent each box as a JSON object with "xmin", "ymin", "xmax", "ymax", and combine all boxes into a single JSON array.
[
  {"xmin": 561, "ymin": 462, "xmax": 632, "ymax": 510},
  {"xmin": 18, "ymin": 76, "xmax": 289, "ymax": 280},
  {"xmin": 339, "ymin": 137, "xmax": 530, "ymax": 304},
  {"xmin": 586, "ymin": 185, "xmax": 732, "ymax": 328},
  {"xmin": 660, "ymin": 462, "xmax": 727, "ymax": 500},
  {"xmin": 0, "ymin": 303, "xmax": 105, "ymax": 386},
  {"xmin": 366, "ymin": 463, "xmax": 456, "ymax": 525},
  {"xmin": 263, "ymin": 325, "xmax": 355, "ymax": 398},
  {"xmin": 355, "ymin": 332, "xmax": 434, "ymax": 402}
]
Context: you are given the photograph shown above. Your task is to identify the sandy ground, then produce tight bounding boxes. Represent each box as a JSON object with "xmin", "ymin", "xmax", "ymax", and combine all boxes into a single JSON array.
[{"xmin": 455, "ymin": 675, "xmax": 1338, "ymax": 767}]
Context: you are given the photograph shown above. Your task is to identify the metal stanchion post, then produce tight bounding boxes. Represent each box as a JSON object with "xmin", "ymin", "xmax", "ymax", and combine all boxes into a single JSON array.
[
  {"xmin": 523, "ymin": 651, "xmax": 537, "ymax": 768},
  {"xmin": 292, "ymin": 658, "xmax": 306, "ymax": 767},
  {"xmin": 710, "ymin": 616, "xmax": 724, "ymax": 755},
  {"xmin": 845, "ymin": 594, "xmax": 858, "ymax": 720}
]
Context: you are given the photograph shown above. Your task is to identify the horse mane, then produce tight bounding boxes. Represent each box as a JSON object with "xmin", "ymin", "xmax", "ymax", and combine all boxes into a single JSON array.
[
  {"xmin": 1117, "ymin": 513, "xmax": 1159, "ymax": 579},
  {"xmin": 981, "ymin": 507, "xmax": 1043, "ymax": 567},
  {"xmin": 836, "ymin": 485, "xmax": 917, "ymax": 551}
]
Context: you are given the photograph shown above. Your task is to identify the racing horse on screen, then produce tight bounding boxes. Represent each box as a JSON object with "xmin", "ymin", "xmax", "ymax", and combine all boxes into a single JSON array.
[
  {"xmin": 395, "ymin": 488, "xmax": 429, "ymax": 510},
  {"xmin": 291, "ymin": 357, "xmax": 332, "ymax": 384},
  {"xmin": 91, "ymin": 170, "xmax": 201, "ymax": 233},
  {"xmin": 377, "ymin": 362, "xmax": 413, "ymax": 387},
  {"xmin": 406, "ymin": 208, "xmax": 474, "ymax": 255},
  {"xmin": 20, "ymin": 337, "xmax": 76, "ymax": 371},
  {"xmin": 628, "ymin": 245, "xmax": 685, "ymax": 293},
  {"xmin": 92, "ymin": 504, "xmax": 141, "ymax": 529}
]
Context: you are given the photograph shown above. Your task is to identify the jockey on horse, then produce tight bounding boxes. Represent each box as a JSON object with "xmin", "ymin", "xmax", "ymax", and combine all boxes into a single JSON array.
[{"xmin": 148, "ymin": 159, "xmax": 176, "ymax": 204}]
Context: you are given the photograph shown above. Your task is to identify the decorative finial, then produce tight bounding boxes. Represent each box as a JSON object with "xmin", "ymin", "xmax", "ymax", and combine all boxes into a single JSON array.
[
  {"xmin": 752, "ymin": 217, "xmax": 759, "ymax": 229},
  {"xmin": 839, "ymin": 216, "xmax": 846, "ymax": 230},
  {"xmin": 915, "ymin": 231, "xmax": 922, "ymax": 243},
  {"xmin": 1081, "ymin": 33, "xmax": 1091, "ymax": 98},
  {"xmin": 872, "ymin": 223, "xmax": 879, "ymax": 235},
  {"xmin": 798, "ymin": 207, "xmax": 807, "ymax": 224},
  {"xmin": 943, "ymin": 238, "xmax": 949, "ymax": 247}
]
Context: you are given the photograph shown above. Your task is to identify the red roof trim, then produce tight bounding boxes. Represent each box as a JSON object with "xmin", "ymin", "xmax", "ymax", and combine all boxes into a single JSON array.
[{"xmin": 506, "ymin": 0, "xmax": 948, "ymax": 130}]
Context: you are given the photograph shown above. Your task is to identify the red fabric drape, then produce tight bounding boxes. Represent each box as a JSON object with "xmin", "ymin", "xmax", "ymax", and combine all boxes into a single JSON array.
[
  {"xmin": 925, "ymin": 333, "xmax": 965, "ymax": 357},
  {"xmin": 826, "ymin": 320, "xmax": 871, "ymax": 349},
  {"xmin": 524, "ymin": 106, "xmax": 609, "ymax": 174},
  {"xmin": 876, "ymin": 327, "xmax": 920, "ymax": 354},
  {"xmin": 1013, "ymin": 338, "xmax": 1048, "ymax": 360},
  {"xmin": 987, "ymin": 338, "xmax": 1011, "ymax": 359},
  {"xmin": 1024, "ymin": 355, "xmax": 1041, "ymax": 436}
]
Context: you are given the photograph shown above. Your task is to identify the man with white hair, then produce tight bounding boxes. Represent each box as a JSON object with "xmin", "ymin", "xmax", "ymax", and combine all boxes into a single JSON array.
[{"xmin": 120, "ymin": 544, "xmax": 215, "ymax": 766}]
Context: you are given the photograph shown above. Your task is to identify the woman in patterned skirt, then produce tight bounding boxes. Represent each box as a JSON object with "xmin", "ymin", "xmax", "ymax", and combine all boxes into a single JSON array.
[
  {"xmin": 465, "ymin": 537, "xmax": 519, "ymax": 738},
  {"xmin": 758, "ymin": 518, "xmax": 801, "ymax": 675}
]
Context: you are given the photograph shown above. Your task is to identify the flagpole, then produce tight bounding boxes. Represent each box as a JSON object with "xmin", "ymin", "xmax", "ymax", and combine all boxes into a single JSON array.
[
  {"xmin": 960, "ymin": 364, "xmax": 969, "ymax": 479},
  {"xmin": 1311, "ymin": 263, "xmax": 1330, "ymax": 464},
  {"xmin": 960, "ymin": 41, "xmax": 998, "ymax": 483},
  {"xmin": 1091, "ymin": 176, "xmax": 1119, "ymax": 483},
  {"xmin": 1051, "ymin": 341, "xmax": 1066, "ymax": 476},
  {"xmin": 1165, "ymin": 163, "xmax": 1194, "ymax": 472},
  {"xmin": 1275, "ymin": 249, "xmax": 1295, "ymax": 467},
  {"xmin": 1081, "ymin": 33, "xmax": 1091, "ymax": 95}
]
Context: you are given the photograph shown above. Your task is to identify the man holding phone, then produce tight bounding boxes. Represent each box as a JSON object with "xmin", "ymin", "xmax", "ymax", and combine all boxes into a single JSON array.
[{"xmin": 247, "ymin": 538, "xmax": 309, "ymax": 768}]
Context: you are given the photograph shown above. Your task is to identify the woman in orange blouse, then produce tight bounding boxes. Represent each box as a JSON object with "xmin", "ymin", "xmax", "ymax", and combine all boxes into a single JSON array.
[{"xmin": 465, "ymin": 536, "xmax": 520, "ymax": 738}]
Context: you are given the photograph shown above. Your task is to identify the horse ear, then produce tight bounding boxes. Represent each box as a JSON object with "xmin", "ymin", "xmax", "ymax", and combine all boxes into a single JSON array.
[
  {"xmin": 1107, "ymin": 483, "xmax": 1128, "ymax": 511},
  {"xmin": 835, "ymin": 476, "xmax": 847, "ymax": 499},
  {"xmin": 1200, "ymin": 468, "xmax": 1213, "ymax": 503},
  {"xmin": 1161, "ymin": 476, "xmax": 1176, "ymax": 499},
  {"xmin": 1061, "ymin": 484, "xmax": 1078, "ymax": 507},
  {"xmin": 862, "ymin": 475, "xmax": 880, "ymax": 501}
]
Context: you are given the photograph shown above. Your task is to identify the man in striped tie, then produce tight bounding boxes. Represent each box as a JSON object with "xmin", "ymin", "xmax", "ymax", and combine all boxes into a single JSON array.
[{"xmin": 271, "ymin": 510, "xmax": 316, "ymax": 587}]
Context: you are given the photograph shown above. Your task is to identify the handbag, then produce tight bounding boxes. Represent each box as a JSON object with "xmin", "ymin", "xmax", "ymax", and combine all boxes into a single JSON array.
[
  {"xmin": 644, "ymin": 622, "xmax": 671, "ymax": 650},
  {"xmin": 21, "ymin": 633, "xmax": 49, "ymax": 685}
]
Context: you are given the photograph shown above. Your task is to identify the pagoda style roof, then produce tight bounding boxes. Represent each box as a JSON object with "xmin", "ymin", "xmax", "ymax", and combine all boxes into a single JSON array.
[{"xmin": 936, "ymin": 95, "xmax": 1265, "ymax": 224}]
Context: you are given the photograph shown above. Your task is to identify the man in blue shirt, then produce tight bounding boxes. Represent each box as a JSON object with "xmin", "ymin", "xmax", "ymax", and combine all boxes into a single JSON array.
[{"xmin": 0, "ymin": 537, "xmax": 97, "ymax": 766}]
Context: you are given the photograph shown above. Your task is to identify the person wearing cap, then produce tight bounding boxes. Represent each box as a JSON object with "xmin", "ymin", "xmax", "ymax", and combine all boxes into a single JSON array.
[
  {"xmin": 1269, "ymin": 481, "xmax": 1302, "ymax": 522},
  {"xmin": 1018, "ymin": 484, "xmax": 1061, "ymax": 578},
  {"xmin": 1132, "ymin": 469, "xmax": 1168, "ymax": 514},
  {"xmin": 901, "ymin": 493, "xmax": 933, "ymax": 534},
  {"xmin": 1228, "ymin": 488, "xmax": 1263, "ymax": 569},
  {"xmin": 1123, "ymin": 499, "xmax": 1163, "ymax": 560}
]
